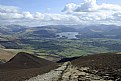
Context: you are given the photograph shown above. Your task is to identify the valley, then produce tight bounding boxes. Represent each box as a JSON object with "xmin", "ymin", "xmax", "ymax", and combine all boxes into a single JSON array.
[
  {"xmin": 1, "ymin": 24, "xmax": 121, "ymax": 58},
  {"xmin": 1, "ymin": 0, "xmax": 121, "ymax": 81},
  {"xmin": 0, "ymin": 25, "xmax": 121, "ymax": 81}
]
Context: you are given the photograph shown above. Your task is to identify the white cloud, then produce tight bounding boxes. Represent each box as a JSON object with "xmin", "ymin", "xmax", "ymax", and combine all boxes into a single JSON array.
[
  {"xmin": 0, "ymin": 12, "xmax": 23, "ymax": 19},
  {"xmin": 0, "ymin": 4, "xmax": 81, "ymax": 26},
  {"xmin": 62, "ymin": 0, "xmax": 121, "ymax": 12},
  {"xmin": 23, "ymin": 12, "xmax": 33, "ymax": 19},
  {"xmin": 62, "ymin": 3, "xmax": 78, "ymax": 12},
  {"xmin": 0, "ymin": 5, "xmax": 19, "ymax": 13},
  {"xmin": 62, "ymin": 0, "xmax": 121, "ymax": 25},
  {"xmin": 1, "ymin": 0, "xmax": 121, "ymax": 26}
]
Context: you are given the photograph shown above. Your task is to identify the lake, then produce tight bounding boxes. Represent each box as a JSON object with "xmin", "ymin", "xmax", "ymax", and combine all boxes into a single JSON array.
[{"xmin": 56, "ymin": 32, "xmax": 79, "ymax": 39}]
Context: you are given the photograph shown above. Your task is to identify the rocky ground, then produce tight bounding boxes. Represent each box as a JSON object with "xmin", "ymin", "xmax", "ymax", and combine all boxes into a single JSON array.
[
  {"xmin": 27, "ymin": 62, "xmax": 113, "ymax": 81},
  {"xmin": 72, "ymin": 53, "xmax": 121, "ymax": 81}
]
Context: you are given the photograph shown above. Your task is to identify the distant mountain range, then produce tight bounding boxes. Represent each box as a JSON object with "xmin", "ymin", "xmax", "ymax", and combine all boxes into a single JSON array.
[
  {"xmin": 0, "ymin": 24, "xmax": 121, "ymax": 39},
  {"xmin": 0, "ymin": 24, "xmax": 121, "ymax": 53}
]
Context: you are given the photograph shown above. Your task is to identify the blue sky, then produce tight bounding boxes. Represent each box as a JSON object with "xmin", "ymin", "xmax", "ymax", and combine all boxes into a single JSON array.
[
  {"xmin": 0, "ymin": 0, "xmax": 121, "ymax": 26},
  {"xmin": 0, "ymin": 0, "xmax": 121, "ymax": 13},
  {"xmin": 1, "ymin": 0, "xmax": 80, "ymax": 13}
]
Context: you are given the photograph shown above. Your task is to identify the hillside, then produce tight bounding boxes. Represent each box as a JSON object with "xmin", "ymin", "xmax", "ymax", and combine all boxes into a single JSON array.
[
  {"xmin": 0, "ymin": 49, "xmax": 16, "ymax": 62},
  {"xmin": 0, "ymin": 60, "xmax": 3, "ymax": 64},
  {"xmin": 71, "ymin": 53, "xmax": 121, "ymax": 80},
  {"xmin": 1, "ymin": 24, "xmax": 121, "ymax": 58},
  {"xmin": 1, "ymin": 24, "xmax": 121, "ymax": 39},
  {"xmin": 0, "ymin": 24, "xmax": 121, "ymax": 81},
  {"xmin": 0, "ymin": 52, "xmax": 121, "ymax": 81},
  {"xmin": 27, "ymin": 53, "xmax": 121, "ymax": 81},
  {"xmin": 0, "ymin": 25, "xmax": 26, "ymax": 35},
  {"xmin": 0, "ymin": 52, "xmax": 58, "ymax": 81}
]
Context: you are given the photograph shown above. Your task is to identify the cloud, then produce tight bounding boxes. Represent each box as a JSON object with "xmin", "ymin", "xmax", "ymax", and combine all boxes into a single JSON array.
[
  {"xmin": 62, "ymin": 0, "xmax": 121, "ymax": 12},
  {"xmin": 0, "ymin": 5, "xmax": 81, "ymax": 26},
  {"xmin": 0, "ymin": 5, "xmax": 19, "ymax": 13},
  {"xmin": 62, "ymin": 0, "xmax": 121, "ymax": 25},
  {"xmin": 62, "ymin": 0, "xmax": 98, "ymax": 12},
  {"xmin": 23, "ymin": 13, "xmax": 81, "ymax": 26},
  {"xmin": 1, "ymin": 0, "xmax": 121, "ymax": 26},
  {"xmin": 62, "ymin": 3, "xmax": 78, "ymax": 12},
  {"xmin": 23, "ymin": 12, "xmax": 33, "ymax": 19}
]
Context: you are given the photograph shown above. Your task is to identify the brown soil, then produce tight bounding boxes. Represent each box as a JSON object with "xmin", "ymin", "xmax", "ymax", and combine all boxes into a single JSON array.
[{"xmin": 0, "ymin": 52, "xmax": 58, "ymax": 81}]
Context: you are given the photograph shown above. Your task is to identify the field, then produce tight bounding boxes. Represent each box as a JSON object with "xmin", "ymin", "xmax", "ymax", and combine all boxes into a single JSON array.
[
  {"xmin": 1, "ymin": 25, "xmax": 121, "ymax": 58},
  {"xmin": 2, "ymin": 38, "xmax": 121, "ymax": 58}
]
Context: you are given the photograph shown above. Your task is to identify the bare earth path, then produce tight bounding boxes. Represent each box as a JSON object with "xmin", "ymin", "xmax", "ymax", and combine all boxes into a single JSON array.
[{"xmin": 27, "ymin": 62, "xmax": 113, "ymax": 81}]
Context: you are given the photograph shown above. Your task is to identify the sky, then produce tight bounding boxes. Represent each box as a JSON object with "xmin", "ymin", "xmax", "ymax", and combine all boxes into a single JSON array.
[{"xmin": 0, "ymin": 0, "xmax": 121, "ymax": 26}]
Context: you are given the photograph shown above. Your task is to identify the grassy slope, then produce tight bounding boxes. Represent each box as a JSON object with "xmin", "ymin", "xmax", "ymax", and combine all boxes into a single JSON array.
[{"xmin": 0, "ymin": 48, "xmax": 16, "ymax": 61}]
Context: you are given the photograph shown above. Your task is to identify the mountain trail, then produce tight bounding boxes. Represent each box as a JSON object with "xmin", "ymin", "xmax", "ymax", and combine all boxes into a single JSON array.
[
  {"xmin": 27, "ymin": 61, "xmax": 113, "ymax": 81},
  {"xmin": 26, "ymin": 62, "xmax": 69, "ymax": 81}
]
